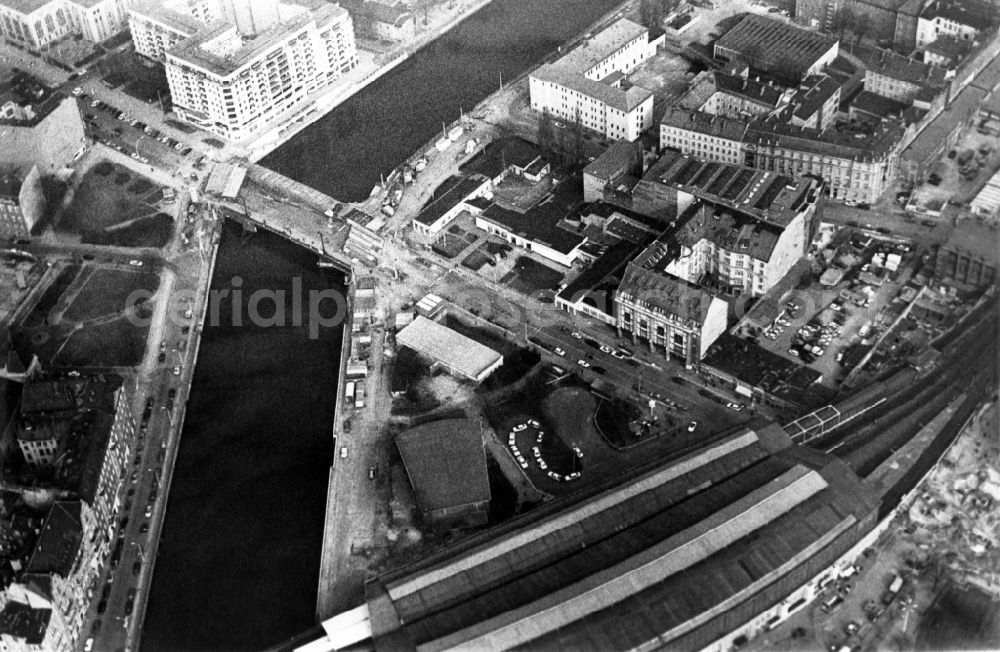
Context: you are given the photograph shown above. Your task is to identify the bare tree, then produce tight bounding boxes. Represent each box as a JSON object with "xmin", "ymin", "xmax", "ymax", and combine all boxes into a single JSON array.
[{"xmin": 538, "ymin": 108, "xmax": 555, "ymax": 155}]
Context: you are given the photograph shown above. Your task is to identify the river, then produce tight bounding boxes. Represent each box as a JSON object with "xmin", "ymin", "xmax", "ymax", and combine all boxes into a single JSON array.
[
  {"xmin": 261, "ymin": 0, "xmax": 624, "ymax": 202},
  {"xmin": 144, "ymin": 0, "xmax": 623, "ymax": 648},
  {"xmin": 142, "ymin": 222, "xmax": 344, "ymax": 651}
]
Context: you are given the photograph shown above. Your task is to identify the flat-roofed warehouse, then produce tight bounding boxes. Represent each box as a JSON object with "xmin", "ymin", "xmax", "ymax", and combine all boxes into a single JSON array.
[
  {"xmin": 396, "ymin": 419, "xmax": 491, "ymax": 530},
  {"xmin": 307, "ymin": 419, "xmax": 882, "ymax": 652},
  {"xmin": 395, "ymin": 316, "xmax": 503, "ymax": 383},
  {"xmin": 713, "ymin": 15, "xmax": 838, "ymax": 82}
]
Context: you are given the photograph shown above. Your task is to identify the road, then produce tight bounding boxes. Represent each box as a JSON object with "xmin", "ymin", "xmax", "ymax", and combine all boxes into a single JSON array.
[{"xmin": 79, "ymin": 197, "xmax": 221, "ymax": 652}]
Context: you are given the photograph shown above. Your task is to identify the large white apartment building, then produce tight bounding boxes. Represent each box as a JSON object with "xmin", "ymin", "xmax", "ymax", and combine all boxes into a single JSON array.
[
  {"xmin": 130, "ymin": 0, "xmax": 358, "ymax": 140},
  {"xmin": 529, "ymin": 18, "xmax": 662, "ymax": 142},
  {"xmin": 0, "ymin": 0, "xmax": 127, "ymax": 50}
]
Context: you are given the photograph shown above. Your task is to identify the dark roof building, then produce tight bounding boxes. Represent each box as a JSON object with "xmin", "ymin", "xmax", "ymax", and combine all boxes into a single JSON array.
[
  {"xmin": 395, "ymin": 419, "xmax": 491, "ymax": 530},
  {"xmin": 714, "ymin": 15, "xmax": 839, "ymax": 82},
  {"xmin": 313, "ymin": 422, "xmax": 880, "ymax": 652},
  {"xmin": 0, "ymin": 601, "xmax": 50, "ymax": 647},
  {"xmin": 24, "ymin": 502, "xmax": 82, "ymax": 578}
]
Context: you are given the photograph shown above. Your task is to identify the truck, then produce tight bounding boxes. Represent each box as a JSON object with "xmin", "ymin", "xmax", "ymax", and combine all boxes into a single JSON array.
[
  {"xmin": 354, "ymin": 382, "xmax": 365, "ymax": 409},
  {"xmin": 344, "ymin": 380, "xmax": 355, "ymax": 403},
  {"xmin": 881, "ymin": 574, "xmax": 904, "ymax": 605}
]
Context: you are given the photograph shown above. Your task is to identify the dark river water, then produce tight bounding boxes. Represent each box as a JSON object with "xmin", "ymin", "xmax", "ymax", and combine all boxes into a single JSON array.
[
  {"xmin": 144, "ymin": 0, "xmax": 622, "ymax": 648},
  {"xmin": 261, "ymin": 0, "xmax": 623, "ymax": 203}
]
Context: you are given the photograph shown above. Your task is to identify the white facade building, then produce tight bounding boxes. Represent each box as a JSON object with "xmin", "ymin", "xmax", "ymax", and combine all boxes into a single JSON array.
[
  {"xmin": 529, "ymin": 18, "xmax": 661, "ymax": 142},
  {"xmin": 0, "ymin": 0, "xmax": 127, "ymax": 50},
  {"xmin": 131, "ymin": 0, "xmax": 358, "ymax": 140}
]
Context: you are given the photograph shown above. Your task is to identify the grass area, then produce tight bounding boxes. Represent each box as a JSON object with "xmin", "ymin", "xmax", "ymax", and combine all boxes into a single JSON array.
[
  {"xmin": 21, "ymin": 265, "xmax": 79, "ymax": 328},
  {"xmin": 431, "ymin": 227, "xmax": 475, "ymax": 259},
  {"xmin": 59, "ymin": 161, "xmax": 166, "ymax": 246},
  {"xmin": 62, "ymin": 268, "xmax": 160, "ymax": 322},
  {"xmin": 100, "ymin": 51, "xmax": 169, "ymax": 104},
  {"xmin": 500, "ymin": 256, "xmax": 564, "ymax": 295},
  {"xmin": 81, "ymin": 214, "xmax": 174, "ymax": 248},
  {"xmin": 461, "ymin": 247, "xmax": 493, "ymax": 271},
  {"xmin": 53, "ymin": 316, "xmax": 148, "ymax": 367}
]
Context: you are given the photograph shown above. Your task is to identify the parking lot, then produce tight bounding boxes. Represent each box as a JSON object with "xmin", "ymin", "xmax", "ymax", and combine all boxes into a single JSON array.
[{"xmin": 750, "ymin": 230, "xmax": 920, "ymax": 386}]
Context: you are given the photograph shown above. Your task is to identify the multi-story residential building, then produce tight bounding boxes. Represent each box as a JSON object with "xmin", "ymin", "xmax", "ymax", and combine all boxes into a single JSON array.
[
  {"xmin": 0, "ymin": 166, "xmax": 44, "ymax": 241},
  {"xmin": 0, "ymin": 0, "xmax": 127, "ymax": 50},
  {"xmin": 661, "ymin": 108, "xmax": 904, "ymax": 203},
  {"xmin": 615, "ymin": 238, "xmax": 730, "ymax": 366},
  {"xmin": 130, "ymin": 0, "xmax": 358, "ymax": 140},
  {"xmin": 660, "ymin": 108, "xmax": 748, "ymax": 165},
  {"xmin": 4, "ymin": 501, "xmax": 96, "ymax": 651},
  {"xmin": 916, "ymin": 0, "xmax": 998, "ymax": 47},
  {"xmin": 339, "ymin": 0, "xmax": 414, "ymax": 42},
  {"xmin": 783, "ymin": 75, "xmax": 841, "ymax": 130},
  {"xmin": 853, "ymin": 44, "xmax": 949, "ymax": 103},
  {"xmin": 17, "ymin": 374, "xmax": 135, "ymax": 542},
  {"xmin": 699, "ymin": 70, "xmax": 787, "ymax": 120},
  {"xmin": 636, "ymin": 150, "xmax": 821, "ymax": 297},
  {"xmin": 2, "ymin": 95, "xmax": 86, "ymax": 174},
  {"xmin": 713, "ymin": 14, "xmax": 839, "ymax": 82},
  {"xmin": 529, "ymin": 18, "xmax": 662, "ymax": 142},
  {"xmin": 128, "ymin": 0, "xmax": 209, "ymax": 60}
]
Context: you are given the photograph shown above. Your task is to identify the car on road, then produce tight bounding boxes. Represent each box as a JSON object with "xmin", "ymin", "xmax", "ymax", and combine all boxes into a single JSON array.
[
  {"xmin": 726, "ymin": 402, "xmax": 744, "ymax": 411},
  {"xmin": 592, "ymin": 366, "xmax": 606, "ymax": 374},
  {"xmin": 599, "ymin": 344, "xmax": 613, "ymax": 354},
  {"xmin": 139, "ymin": 522, "xmax": 148, "ymax": 533},
  {"xmin": 128, "ymin": 259, "xmax": 143, "ymax": 266},
  {"xmin": 687, "ymin": 421, "xmax": 698, "ymax": 432},
  {"xmin": 844, "ymin": 621, "xmax": 860, "ymax": 635},
  {"xmin": 172, "ymin": 365, "xmax": 181, "ymax": 376},
  {"xmin": 671, "ymin": 376, "xmax": 685, "ymax": 385},
  {"xmin": 610, "ymin": 349, "xmax": 627, "ymax": 359},
  {"xmin": 145, "ymin": 397, "xmax": 154, "ymax": 410},
  {"xmin": 97, "ymin": 599, "xmax": 108, "ymax": 614},
  {"xmin": 577, "ymin": 359, "xmax": 590, "ymax": 368},
  {"xmin": 168, "ymin": 388, "xmax": 177, "ymax": 401},
  {"xmin": 572, "ymin": 446, "xmax": 583, "ymax": 458},
  {"xmin": 527, "ymin": 419, "xmax": 540, "ymax": 428},
  {"xmin": 132, "ymin": 560, "xmax": 141, "ymax": 576},
  {"xmin": 84, "ymin": 638, "xmax": 93, "ymax": 652},
  {"xmin": 144, "ymin": 505, "xmax": 152, "ymax": 518},
  {"xmin": 554, "ymin": 121, "xmax": 566, "ymax": 128},
  {"xmin": 513, "ymin": 423, "xmax": 527, "ymax": 432},
  {"xmin": 90, "ymin": 619, "xmax": 101, "ymax": 635},
  {"xmin": 340, "ymin": 446, "xmax": 348, "ymax": 459},
  {"xmin": 570, "ymin": 331, "xmax": 583, "ymax": 339},
  {"xmin": 553, "ymin": 347, "xmax": 565, "ymax": 356}
]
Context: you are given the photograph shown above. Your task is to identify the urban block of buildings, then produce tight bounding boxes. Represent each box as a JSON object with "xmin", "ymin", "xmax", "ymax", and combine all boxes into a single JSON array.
[
  {"xmin": 529, "ymin": 18, "xmax": 663, "ymax": 142},
  {"xmin": 0, "ymin": 0, "xmax": 128, "ymax": 51},
  {"xmin": 0, "ymin": 166, "xmax": 44, "ymax": 240},
  {"xmin": 0, "ymin": 373, "xmax": 135, "ymax": 651},
  {"xmin": 129, "ymin": 0, "xmax": 359, "ymax": 140},
  {"xmin": 1, "ymin": 78, "xmax": 87, "ymax": 175}
]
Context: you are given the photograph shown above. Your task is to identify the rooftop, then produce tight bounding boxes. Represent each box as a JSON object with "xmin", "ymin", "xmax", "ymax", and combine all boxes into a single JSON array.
[
  {"xmin": 395, "ymin": 419, "xmax": 491, "ymax": 515},
  {"xmin": 476, "ymin": 177, "xmax": 588, "ymax": 255},
  {"xmin": 166, "ymin": 2, "xmax": 347, "ymax": 77},
  {"xmin": 128, "ymin": 0, "xmax": 205, "ymax": 36},
  {"xmin": 396, "ymin": 316, "xmax": 503, "ymax": 382},
  {"xmin": 788, "ymin": 75, "xmax": 840, "ymax": 121},
  {"xmin": 0, "ymin": 601, "xmax": 49, "ymax": 646},
  {"xmin": 644, "ymin": 150, "xmax": 817, "ymax": 228},
  {"xmin": 361, "ymin": 423, "xmax": 877, "ymax": 651},
  {"xmin": 853, "ymin": 44, "xmax": 948, "ymax": 89},
  {"xmin": 0, "ymin": 0, "xmax": 51, "ymax": 15},
  {"xmin": 532, "ymin": 18, "xmax": 654, "ymax": 112},
  {"xmin": 920, "ymin": 0, "xmax": 999, "ymax": 26},
  {"xmin": 924, "ymin": 35, "xmax": 974, "ymax": 60},
  {"xmin": 902, "ymin": 79, "xmax": 988, "ymax": 164},
  {"xmin": 413, "ymin": 175, "xmax": 488, "ymax": 226},
  {"xmin": 713, "ymin": 70, "xmax": 785, "ymax": 107},
  {"xmin": 583, "ymin": 139, "xmax": 642, "ymax": 182},
  {"xmin": 25, "ymin": 501, "xmax": 82, "ymax": 578},
  {"xmin": 851, "ymin": 89, "xmax": 910, "ymax": 118},
  {"xmin": 556, "ymin": 18, "xmax": 649, "ymax": 75},
  {"xmin": 714, "ymin": 15, "xmax": 837, "ymax": 79},
  {"xmin": 618, "ymin": 242, "xmax": 721, "ymax": 325}
]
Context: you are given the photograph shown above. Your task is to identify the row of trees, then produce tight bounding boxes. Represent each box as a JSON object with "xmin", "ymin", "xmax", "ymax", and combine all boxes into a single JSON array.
[{"xmin": 639, "ymin": 0, "xmax": 682, "ymax": 29}]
